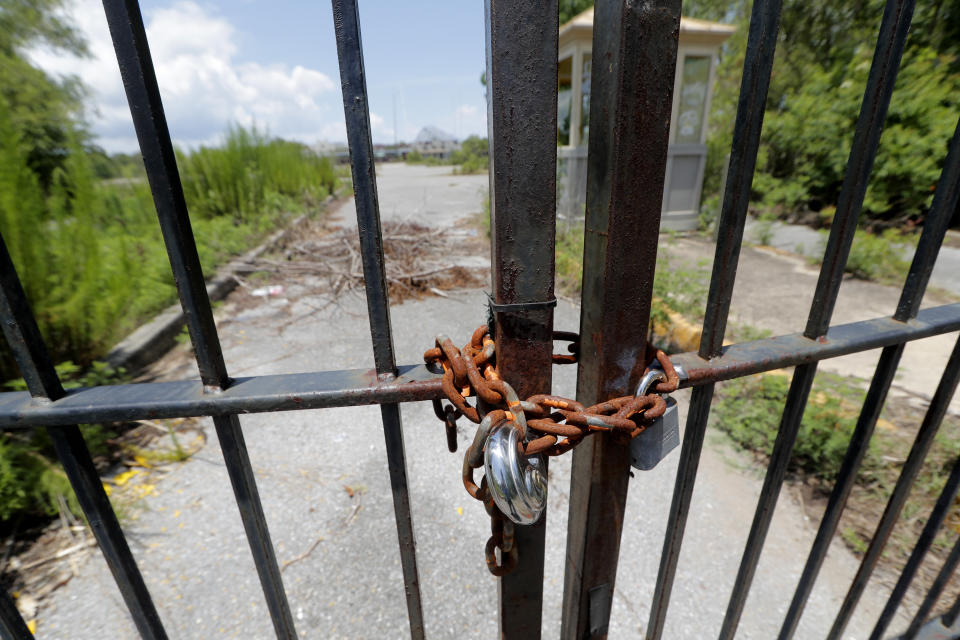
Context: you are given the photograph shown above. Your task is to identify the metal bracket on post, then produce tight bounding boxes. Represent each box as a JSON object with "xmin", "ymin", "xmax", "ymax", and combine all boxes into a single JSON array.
[{"xmin": 588, "ymin": 584, "xmax": 613, "ymax": 637}]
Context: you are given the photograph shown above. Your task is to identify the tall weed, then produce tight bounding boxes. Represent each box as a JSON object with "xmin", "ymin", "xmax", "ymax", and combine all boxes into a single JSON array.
[{"xmin": 0, "ymin": 124, "xmax": 336, "ymax": 379}]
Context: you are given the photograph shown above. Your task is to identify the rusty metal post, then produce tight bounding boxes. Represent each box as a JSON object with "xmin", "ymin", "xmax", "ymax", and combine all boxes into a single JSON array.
[
  {"xmin": 560, "ymin": 1, "xmax": 681, "ymax": 638},
  {"xmin": 484, "ymin": 0, "xmax": 558, "ymax": 637}
]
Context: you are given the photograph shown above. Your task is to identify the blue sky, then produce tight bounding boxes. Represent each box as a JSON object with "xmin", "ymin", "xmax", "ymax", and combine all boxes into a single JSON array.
[{"xmin": 31, "ymin": 0, "xmax": 489, "ymax": 152}]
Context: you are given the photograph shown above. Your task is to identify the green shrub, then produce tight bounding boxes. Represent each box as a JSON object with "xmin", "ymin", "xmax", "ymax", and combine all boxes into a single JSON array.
[
  {"xmin": 712, "ymin": 373, "xmax": 876, "ymax": 481},
  {"xmin": 698, "ymin": 0, "xmax": 960, "ymax": 229},
  {"xmin": 552, "ymin": 224, "xmax": 709, "ymax": 326},
  {"xmin": 0, "ymin": 422, "xmax": 114, "ymax": 521},
  {"xmin": 178, "ymin": 125, "xmax": 336, "ymax": 221},
  {"xmin": 451, "ymin": 136, "xmax": 489, "ymax": 174},
  {"xmin": 812, "ymin": 228, "xmax": 916, "ymax": 284},
  {"xmin": 713, "ymin": 369, "xmax": 960, "ymax": 561},
  {"xmin": 0, "ymin": 124, "xmax": 335, "ymax": 380}
]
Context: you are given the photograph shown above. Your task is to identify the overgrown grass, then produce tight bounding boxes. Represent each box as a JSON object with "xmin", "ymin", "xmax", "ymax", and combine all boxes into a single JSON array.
[
  {"xmin": 713, "ymin": 371, "xmax": 960, "ymax": 563},
  {"xmin": 807, "ymin": 228, "xmax": 917, "ymax": 285},
  {"xmin": 0, "ymin": 124, "xmax": 337, "ymax": 523},
  {"xmin": 179, "ymin": 125, "xmax": 335, "ymax": 221},
  {"xmin": 451, "ymin": 136, "xmax": 488, "ymax": 174},
  {"xmin": 0, "ymin": 124, "xmax": 336, "ymax": 380},
  {"xmin": 554, "ymin": 223, "xmax": 709, "ymax": 328},
  {"xmin": 0, "ymin": 362, "xmax": 127, "ymax": 521}
]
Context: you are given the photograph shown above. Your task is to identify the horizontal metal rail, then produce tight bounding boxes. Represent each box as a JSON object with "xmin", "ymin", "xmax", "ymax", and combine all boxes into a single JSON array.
[{"xmin": 0, "ymin": 303, "xmax": 956, "ymax": 429}]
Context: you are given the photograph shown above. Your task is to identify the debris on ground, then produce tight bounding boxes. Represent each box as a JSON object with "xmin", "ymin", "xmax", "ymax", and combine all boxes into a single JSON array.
[
  {"xmin": 240, "ymin": 219, "xmax": 488, "ymax": 303},
  {"xmin": 1, "ymin": 418, "xmax": 206, "ymax": 627}
]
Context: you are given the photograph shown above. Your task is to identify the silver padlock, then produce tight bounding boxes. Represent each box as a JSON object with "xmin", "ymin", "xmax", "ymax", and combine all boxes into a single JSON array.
[
  {"xmin": 629, "ymin": 369, "xmax": 680, "ymax": 470},
  {"xmin": 484, "ymin": 421, "xmax": 547, "ymax": 525}
]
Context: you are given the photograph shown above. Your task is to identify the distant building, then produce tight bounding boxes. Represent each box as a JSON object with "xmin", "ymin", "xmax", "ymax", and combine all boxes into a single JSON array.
[{"xmin": 412, "ymin": 126, "xmax": 460, "ymax": 160}]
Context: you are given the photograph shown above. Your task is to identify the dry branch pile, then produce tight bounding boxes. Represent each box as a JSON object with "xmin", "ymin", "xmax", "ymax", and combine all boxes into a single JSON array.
[{"xmin": 246, "ymin": 220, "xmax": 487, "ymax": 302}]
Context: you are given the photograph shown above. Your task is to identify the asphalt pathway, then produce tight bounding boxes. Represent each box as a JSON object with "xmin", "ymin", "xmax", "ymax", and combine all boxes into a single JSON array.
[{"xmin": 35, "ymin": 163, "xmax": 949, "ymax": 639}]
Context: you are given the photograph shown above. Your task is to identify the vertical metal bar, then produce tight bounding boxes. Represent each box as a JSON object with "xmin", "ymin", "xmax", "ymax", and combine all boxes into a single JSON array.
[
  {"xmin": 330, "ymin": 2, "xmax": 424, "ymax": 638},
  {"xmin": 484, "ymin": 1, "xmax": 558, "ymax": 636},
  {"xmin": 776, "ymin": 348, "xmax": 902, "ymax": 640},
  {"xmin": 718, "ymin": 1, "xmax": 916, "ymax": 636},
  {"xmin": 941, "ymin": 580, "xmax": 960, "ymax": 629},
  {"xmin": 827, "ymin": 333, "xmax": 960, "ymax": 640},
  {"xmin": 803, "ymin": 0, "xmax": 917, "ymax": 339},
  {"xmin": 905, "ymin": 536, "xmax": 960, "ymax": 637},
  {"xmin": 101, "ymin": 2, "xmax": 295, "ymax": 637},
  {"xmin": 0, "ymin": 589, "xmax": 32, "ymax": 640},
  {"xmin": 869, "ymin": 456, "xmax": 960, "ymax": 640},
  {"xmin": 559, "ymin": 1, "xmax": 680, "ymax": 638},
  {"xmin": 778, "ymin": 115, "xmax": 960, "ymax": 640},
  {"xmin": 896, "ymin": 116, "xmax": 960, "ymax": 322},
  {"xmin": 0, "ymin": 236, "xmax": 167, "ymax": 640},
  {"xmin": 645, "ymin": 0, "xmax": 782, "ymax": 636}
]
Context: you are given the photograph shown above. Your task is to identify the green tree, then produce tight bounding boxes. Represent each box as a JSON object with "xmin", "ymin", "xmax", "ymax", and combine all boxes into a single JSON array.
[
  {"xmin": 0, "ymin": 0, "xmax": 90, "ymax": 191},
  {"xmin": 559, "ymin": 0, "xmax": 593, "ymax": 24},
  {"xmin": 699, "ymin": 0, "xmax": 960, "ymax": 228},
  {"xmin": 555, "ymin": 0, "xmax": 960, "ymax": 228}
]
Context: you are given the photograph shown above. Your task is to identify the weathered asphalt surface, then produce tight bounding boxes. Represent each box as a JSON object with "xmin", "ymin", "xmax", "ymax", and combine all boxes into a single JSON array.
[
  {"xmin": 742, "ymin": 217, "xmax": 960, "ymax": 300},
  {"xmin": 36, "ymin": 164, "xmax": 946, "ymax": 638}
]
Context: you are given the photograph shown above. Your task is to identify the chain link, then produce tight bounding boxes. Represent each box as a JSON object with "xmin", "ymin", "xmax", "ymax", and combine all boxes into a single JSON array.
[{"xmin": 424, "ymin": 325, "xmax": 679, "ymax": 576}]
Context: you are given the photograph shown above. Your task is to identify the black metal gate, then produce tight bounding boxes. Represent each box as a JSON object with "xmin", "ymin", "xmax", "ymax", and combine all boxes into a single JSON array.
[{"xmin": 1, "ymin": 0, "xmax": 960, "ymax": 638}]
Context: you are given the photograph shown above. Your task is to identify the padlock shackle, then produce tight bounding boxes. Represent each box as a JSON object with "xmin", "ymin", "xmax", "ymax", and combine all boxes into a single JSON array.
[{"xmin": 635, "ymin": 369, "xmax": 667, "ymax": 397}]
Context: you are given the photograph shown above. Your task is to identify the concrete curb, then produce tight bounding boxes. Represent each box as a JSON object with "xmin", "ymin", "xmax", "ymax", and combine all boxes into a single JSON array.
[
  {"xmin": 105, "ymin": 197, "xmax": 335, "ymax": 374},
  {"xmin": 650, "ymin": 299, "xmax": 704, "ymax": 354}
]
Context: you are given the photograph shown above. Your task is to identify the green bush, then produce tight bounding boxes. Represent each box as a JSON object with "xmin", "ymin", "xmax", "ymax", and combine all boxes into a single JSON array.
[
  {"xmin": 811, "ymin": 228, "xmax": 916, "ymax": 284},
  {"xmin": 0, "ymin": 421, "xmax": 117, "ymax": 521},
  {"xmin": 713, "ymin": 369, "xmax": 960, "ymax": 561},
  {"xmin": 451, "ymin": 136, "xmax": 488, "ymax": 174},
  {"xmin": 0, "ymin": 124, "xmax": 336, "ymax": 380},
  {"xmin": 713, "ymin": 373, "xmax": 875, "ymax": 481},
  {"xmin": 552, "ymin": 224, "xmax": 709, "ymax": 326},
  {"xmin": 751, "ymin": 48, "xmax": 960, "ymax": 223},
  {"xmin": 179, "ymin": 125, "xmax": 336, "ymax": 221}
]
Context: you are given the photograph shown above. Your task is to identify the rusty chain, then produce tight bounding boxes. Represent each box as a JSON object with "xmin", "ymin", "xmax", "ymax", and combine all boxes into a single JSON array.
[{"xmin": 424, "ymin": 325, "xmax": 678, "ymax": 576}]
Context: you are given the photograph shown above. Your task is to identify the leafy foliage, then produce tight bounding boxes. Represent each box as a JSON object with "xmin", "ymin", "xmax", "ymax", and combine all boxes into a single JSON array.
[
  {"xmin": 451, "ymin": 135, "xmax": 489, "ymax": 173},
  {"xmin": 713, "ymin": 370, "xmax": 960, "ymax": 562},
  {"xmin": 0, "ymin": 0, "xmax": 90, "ymax": 191},
  {"xmin": 699, "ymin": 0, "xmax": 960, "ymax": 227},
  {"xmin": 713, "ymin": 373, "xmax": 873, "ymax": 481},
  {"xmin": 0, "ymin": 123, "xmax": 336, "ymax": 381},
  {"xmin": 752, "ymin": 46, "xmax": 960, "ymax": 222},
  {"xmin": 559, "ymin": 0, "xmax": 593, "ymax": 25},
  {"xmin": 812, "ymin": 227, "xmax": 916, "ymax": 284}
]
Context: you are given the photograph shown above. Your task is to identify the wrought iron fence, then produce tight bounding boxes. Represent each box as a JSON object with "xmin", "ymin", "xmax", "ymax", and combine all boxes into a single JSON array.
[{"xmin": 0, "ymin": 0, "xmax": 959, "ymax": 638}]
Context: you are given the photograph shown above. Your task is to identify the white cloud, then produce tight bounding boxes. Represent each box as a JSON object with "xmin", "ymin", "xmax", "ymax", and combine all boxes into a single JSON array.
[
  {"xmin": 29, "ymin": 0, "xmax": 341, "ymax": 152},
  {"xmin": 450, "ymin": 103, "xmax": 486, "ymax": 139},
  {"xmin": 455, "ymin": 104, "xmax": 478, "ymax": 119}
]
